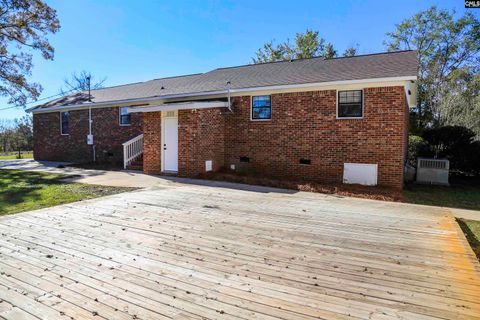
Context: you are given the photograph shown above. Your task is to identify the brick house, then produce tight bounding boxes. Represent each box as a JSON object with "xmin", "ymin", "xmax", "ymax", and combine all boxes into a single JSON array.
[{"xmin": 30, "ymin": 51, "xmax": 417, "ymax": 189}]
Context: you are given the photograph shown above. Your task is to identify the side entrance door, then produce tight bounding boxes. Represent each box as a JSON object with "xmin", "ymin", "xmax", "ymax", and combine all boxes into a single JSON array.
[{"xmin": 162, "ymin": 111, "xmax": 178, "ymax": 172}]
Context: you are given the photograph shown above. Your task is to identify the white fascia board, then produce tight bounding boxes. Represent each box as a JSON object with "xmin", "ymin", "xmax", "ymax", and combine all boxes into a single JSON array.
[
  {"xmin": 126, "ymin": 101, "xmax": 228, "ymax": 113},
  {"xmin": 29, "ymin": 75, "xmax": 417, "ymax": 114},
  {"xmin": 229, "ymin": 76, "xmax": 417, "ymax": 94}
]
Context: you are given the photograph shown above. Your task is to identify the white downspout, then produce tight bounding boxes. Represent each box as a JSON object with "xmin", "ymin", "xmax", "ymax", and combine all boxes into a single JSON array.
[
  {"xmin": 88, "ymin": 107, "xmax": 92, "ymax": 135},
  {"xmin": 89, "ymin": 107, "xmax": 96, "ymax": 162}
]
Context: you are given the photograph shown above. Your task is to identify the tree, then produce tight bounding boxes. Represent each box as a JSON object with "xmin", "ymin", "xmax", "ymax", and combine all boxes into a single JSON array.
[
  {"xmin": 291, "ymin": 29, "xmax": 325, "ymax": 60},
  {"xmin": 0, "ymin": 0, "xmax": 60, "ymax": 106},
  {"xmin": 438, "ymin": 68, "xmax": 480, "ymax": 138},
  {"xmin": 0, "ymin": 116, "xmax": 32, "ymax": 156},
  {"xmin": 0, "ymin": 119, "xmax": 13, "ymax": 152},
  {"xmin": 324, "ymin": 43, "xmax": 338, "ymax": 59},
  {"xmin": 60, "ymin": 71, "xmax": 106, "ymax": 95},
  {"xmin": 384, "ymin": 6, "xmax": 480, "ymax": 132},
  {"xmin": 11, "ymin": 115, "xmax": 32, "ymax": 156},
  {"xmin": 420, "ymin": 125, "xmax": 479, "ymax": 173},
  {"xmin": 252, "ymin": 30, "xmax": 337, "ymax": 63},
  {"xmin": 343, "ymin": 45, "xmax": 359, "ymax": 57}
]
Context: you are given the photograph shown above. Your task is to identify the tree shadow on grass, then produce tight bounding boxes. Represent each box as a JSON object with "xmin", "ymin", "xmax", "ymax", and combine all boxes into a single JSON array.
[{"xmin": 0, "ymin": 169, "xmax": 69, "ymax": 209}]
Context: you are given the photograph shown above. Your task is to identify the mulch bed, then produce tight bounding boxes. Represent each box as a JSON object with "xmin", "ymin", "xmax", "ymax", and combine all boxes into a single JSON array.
[{"xmin": 197, "ymin": 171, "xmax": 403, "ymax": 202}]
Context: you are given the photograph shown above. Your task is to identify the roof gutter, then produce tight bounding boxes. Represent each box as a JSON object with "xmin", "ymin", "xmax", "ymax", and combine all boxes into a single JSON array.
[{"xmin": 29, "ymin": 75, "xmax": 417, "ymax": 114}]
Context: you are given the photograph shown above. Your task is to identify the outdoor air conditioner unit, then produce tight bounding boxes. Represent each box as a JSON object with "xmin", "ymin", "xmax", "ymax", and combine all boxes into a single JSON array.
[{"xmin": 416, "ymin": 158, "xmax": 449, "ymax": 186}]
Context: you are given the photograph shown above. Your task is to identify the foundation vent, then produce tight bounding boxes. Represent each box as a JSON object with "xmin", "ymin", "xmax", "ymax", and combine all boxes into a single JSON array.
[
  {"xmin": 240, "ymin": 156, "xmax": 250, "ymax": 163},
  {"xmin": 299, "ymin": 159, "xmax": 311, "ymax": 165},
  {"xmin": 205, "ymin": 160, "xmax": 213, "ymax": 172}
]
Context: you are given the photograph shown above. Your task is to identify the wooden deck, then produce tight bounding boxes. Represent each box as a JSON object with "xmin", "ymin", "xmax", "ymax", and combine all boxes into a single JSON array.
[{"xmin": 0, "ymin": 182, "xmax": 479, "ymax": 319}]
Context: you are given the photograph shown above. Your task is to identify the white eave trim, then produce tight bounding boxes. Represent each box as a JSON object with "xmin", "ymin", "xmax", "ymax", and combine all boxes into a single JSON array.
[
  {"xmin": 29, "ymin": 75, "xmax": 417, "ymax": 114},
  {"xmin": 126, "ymin": 101, "xmax": 228, "ymax": 113},
  {"xmin": 229, "ymin": 76, "xmax": 417, "ymax": 94}
]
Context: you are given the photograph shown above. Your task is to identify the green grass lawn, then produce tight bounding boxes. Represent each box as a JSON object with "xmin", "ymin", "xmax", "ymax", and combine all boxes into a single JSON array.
[
  {"xmin": 457, "ymin": 219, "xmax": 480, "ymax": 261},
  {"xmin": 0, "ymin": 152, "xmax": 33, "ymax": 160},
  {"xmin": 403, "ymin": 184, "xmax": 480, "ymax": 211},
  {"xmin": 0, "ymin": 169, "xmax": 136, "ymax": 215}
]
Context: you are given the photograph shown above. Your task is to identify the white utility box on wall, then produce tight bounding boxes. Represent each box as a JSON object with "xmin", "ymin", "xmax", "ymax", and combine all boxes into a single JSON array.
[
  {"xmin": 343, "ymin": 163, "xmax": 378, "ymax": 186},
  {"xmin": 87, "ymin": 134, "xmax": 94, "ymax": 145}
]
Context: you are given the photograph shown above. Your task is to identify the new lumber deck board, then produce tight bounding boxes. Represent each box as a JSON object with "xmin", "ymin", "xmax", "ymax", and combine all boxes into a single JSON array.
[{"xmin": 0, "ymin": 185, "xmax": 479, "ymax": 319}]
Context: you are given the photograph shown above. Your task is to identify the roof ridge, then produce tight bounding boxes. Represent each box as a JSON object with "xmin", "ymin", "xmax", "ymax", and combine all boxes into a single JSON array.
[
  {"xmin": 88, "ymin": 73, "xmax": 205, "ymax": 92},
  {"xmin": 79, "ymin": 51, "xmax": 416, "ymax": 94},
  {"xmin": 211, "ymin": 50, "xmax": 415, "ymax": 71},
  {"xmin": 322, "ymin": 49, "xmax": 415, "ymax": 61},
  {"xmin": 149, "ymin": 72, "xmax": 204, "ymax": 81},
  {"xmin": 88, "ymin": 80, "xmax": 146, "ymax": 92}
]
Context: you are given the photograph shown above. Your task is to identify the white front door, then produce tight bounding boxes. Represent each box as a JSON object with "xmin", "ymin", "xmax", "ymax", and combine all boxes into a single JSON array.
[{"xmin": 162, "ymin": 113, "xmax": 178, "ymax": 172}]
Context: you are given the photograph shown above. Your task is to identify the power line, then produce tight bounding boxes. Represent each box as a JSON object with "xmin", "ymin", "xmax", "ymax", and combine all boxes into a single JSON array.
[{"xmin": 0, "ymin": 88, "xmax": 78, "ymax": 112}]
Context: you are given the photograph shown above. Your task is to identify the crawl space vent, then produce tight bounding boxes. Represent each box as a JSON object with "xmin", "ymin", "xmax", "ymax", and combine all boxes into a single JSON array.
[{"xmin": 299, "ymin": 159, "xmax": 311, "ymax": 165}]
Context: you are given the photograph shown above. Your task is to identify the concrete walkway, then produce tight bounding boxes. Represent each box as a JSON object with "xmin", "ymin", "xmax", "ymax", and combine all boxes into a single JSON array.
[
  {"xmin": 0, "ymin": 159, "xmax": 177, "ymax": 188},
  {"xmin": 0, "ymin": 159, "xmax": 297, "ymax": 192}
]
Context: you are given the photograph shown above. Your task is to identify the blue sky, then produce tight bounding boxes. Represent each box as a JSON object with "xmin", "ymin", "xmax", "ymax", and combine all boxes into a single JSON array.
[{"xmin": 0, "ymin": 0, "xmax": 474, "ymax": 120}]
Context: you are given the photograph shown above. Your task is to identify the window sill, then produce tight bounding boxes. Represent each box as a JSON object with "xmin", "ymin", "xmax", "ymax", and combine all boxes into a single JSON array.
[
  {"xmin": 336, "ymin": 117, "xmax": 364, "ymax": 120},
  {"xmin": 119, "ymin": 124, "xmax": 132, "ymax": 126},
  {"xmin": 250, "ymin": 118, "xmax": 272, "ymax": 122}
]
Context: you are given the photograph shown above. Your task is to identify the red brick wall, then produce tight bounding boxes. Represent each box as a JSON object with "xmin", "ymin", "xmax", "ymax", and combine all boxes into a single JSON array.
[
  {"xmin": 33, "ymin": 107, "xmax": 142, "ymax": 165},
  {"xmin": 37, "ymin": 85, "xmax": 408, "ymax": 189},
  {"xmin": 224, "ymin": 87, "xmax": 408, "ymax": 189},
  {"xmin": 142, "ymin": 112, "xmax": 162, "ymax": 174},
  {"xmin": 178, "ymin": 108, "xmax": 225, "ymax": 177}
]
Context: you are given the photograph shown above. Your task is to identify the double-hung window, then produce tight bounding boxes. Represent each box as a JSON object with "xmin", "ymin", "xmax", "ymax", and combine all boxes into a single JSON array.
[
  {"xmin": 119, "ymin": 107, "xmax": 131, "ymax": 125},
  {"xmin": 337, "ymin": 90, "xmax": 363, "ymax": 118},
  {"xmin": 251, "ymin": 95, "xmax": 272, "ymax": 120},
  {"xmin": 60, "ymin": 111, "xmax": 69, "ymax": 135}
]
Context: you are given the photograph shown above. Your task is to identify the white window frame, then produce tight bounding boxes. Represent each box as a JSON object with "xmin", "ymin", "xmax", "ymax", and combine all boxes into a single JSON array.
[
  {"xmin": 336, "ymin": 89, "xmax": 364, "ymax": 119},
  {"xmin": 250, "ymin": 95, "xmax": 272, "ymax": 121},
  {"xmin": 119, "ymin": 106, "xmax": 131, "ymax": 126},
  {"xmin": 60, "ymin": 111, "xmax": 69, "ymax": 135}
]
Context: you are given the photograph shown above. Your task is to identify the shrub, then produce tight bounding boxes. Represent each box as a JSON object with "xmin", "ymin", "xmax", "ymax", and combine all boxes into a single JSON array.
[
  {"xmin": 468, "ymin": 141, "xmax": 480, "ymax": 175},
  {"xmin": 420, "ymin": 126, "xmax": 480, "ymax": 174},
  {"xmin": 407, "ymin": 135, "xmax": 428, "ymax": 166}
]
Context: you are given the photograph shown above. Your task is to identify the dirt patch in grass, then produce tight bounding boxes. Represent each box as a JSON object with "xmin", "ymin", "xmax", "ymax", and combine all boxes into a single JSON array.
[
  {"xmin": 457, "ymin": 219, "xmax": 480, "ymax": 261},
  {"xmin": 0, "ymin": 169, "xmax": 137, "ymax": 215},
  {"xmin": 197, "ymin": 172, "xmax": 403, "ymax": 202}
]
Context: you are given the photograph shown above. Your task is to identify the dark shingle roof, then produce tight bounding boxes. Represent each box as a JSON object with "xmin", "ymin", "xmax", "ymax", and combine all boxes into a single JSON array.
[{"xmin": 33, "ymin": 50, "xmax": 417, "ymax": 110}]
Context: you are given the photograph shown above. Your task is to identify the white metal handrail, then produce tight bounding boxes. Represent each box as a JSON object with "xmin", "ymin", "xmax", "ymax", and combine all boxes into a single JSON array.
[{"xmin": 122, "ymin": 134, "xmax": 144, "ymax": 169}]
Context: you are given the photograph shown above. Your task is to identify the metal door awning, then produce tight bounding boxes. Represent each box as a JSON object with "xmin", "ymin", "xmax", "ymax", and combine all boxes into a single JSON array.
[{"xmin": 126, "ymin": 101, "xmax": 228, "ymax": 113}]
